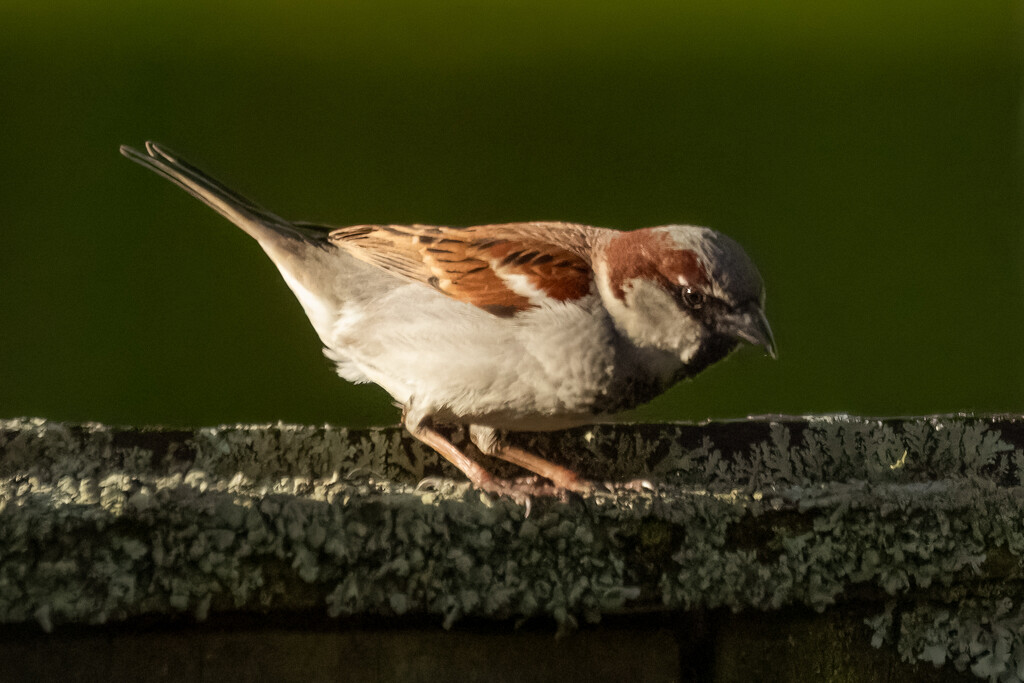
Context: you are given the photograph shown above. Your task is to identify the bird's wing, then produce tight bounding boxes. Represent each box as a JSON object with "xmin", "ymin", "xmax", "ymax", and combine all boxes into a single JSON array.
[{"xmin": 327, "ymin": 221, "xmax": 596, "ymax": 316}]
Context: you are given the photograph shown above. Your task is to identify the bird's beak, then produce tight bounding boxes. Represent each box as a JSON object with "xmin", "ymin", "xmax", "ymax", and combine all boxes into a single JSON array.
[{"xmin": 719, "ymin": 304, "xmax": 777, "ymax": 359}]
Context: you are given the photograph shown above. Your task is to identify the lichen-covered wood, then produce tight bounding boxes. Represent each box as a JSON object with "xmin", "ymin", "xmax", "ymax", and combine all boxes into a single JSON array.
[{"xmin": 2, "ymin": 415, "xmax": 1024, "ymax": 681}]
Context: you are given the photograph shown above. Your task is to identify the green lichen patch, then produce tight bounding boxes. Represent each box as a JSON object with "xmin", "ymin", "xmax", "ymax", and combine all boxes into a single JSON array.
[
  {"xmin": 3, "ymin": 415, "xmax": 1024, "ymax": 682},
  {"xmin": 869, "ymin": 598, "xmax": 1024, "ymax": 680}
]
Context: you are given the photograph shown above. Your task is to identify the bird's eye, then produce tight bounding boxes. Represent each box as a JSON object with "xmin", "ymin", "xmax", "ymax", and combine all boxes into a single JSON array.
[{"xmin": 681, "ymin": 287, "xmax": 706, "ymax": 310}]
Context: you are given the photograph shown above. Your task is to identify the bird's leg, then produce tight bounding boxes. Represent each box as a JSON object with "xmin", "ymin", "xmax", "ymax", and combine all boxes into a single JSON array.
[
  {"xmin": 403, "ymin": 414, "xmax": 540, "ymax": 507},
  {"xmin": 469, "ymin": 425, "xmax": 594, "ymax": 494},
  {"xmin": 402, "ymin": 409, "xmax": 498, "ymax": 490}
]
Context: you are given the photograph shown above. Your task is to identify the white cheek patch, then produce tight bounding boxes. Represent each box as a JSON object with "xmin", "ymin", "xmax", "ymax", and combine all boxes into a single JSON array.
[{"xmin": 618, "ymin": 278, "xmax": 704, "ymax": 360}]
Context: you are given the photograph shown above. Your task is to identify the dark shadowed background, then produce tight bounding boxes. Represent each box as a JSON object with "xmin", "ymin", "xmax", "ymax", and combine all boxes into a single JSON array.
[{"xmin": 1, "ymin": 1, "xmax": 1021, "ymax": 428}]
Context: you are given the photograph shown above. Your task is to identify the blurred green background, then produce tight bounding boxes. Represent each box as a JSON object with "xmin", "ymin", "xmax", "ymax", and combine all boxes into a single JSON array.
[{"xmin": 1, "ymin": 1, "xmax": 1021, "ymax": 428}]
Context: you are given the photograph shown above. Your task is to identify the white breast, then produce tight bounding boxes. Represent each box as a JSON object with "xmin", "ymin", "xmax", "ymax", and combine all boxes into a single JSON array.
[{"xmin": 325, "ymin": 286, "xmax": 621, "ymax": 429}]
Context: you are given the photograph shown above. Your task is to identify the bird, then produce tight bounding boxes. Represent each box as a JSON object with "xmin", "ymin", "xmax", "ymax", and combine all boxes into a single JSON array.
[{"xmin": 120, "ymin": 141, "xmax": 776, "ymax": 499}]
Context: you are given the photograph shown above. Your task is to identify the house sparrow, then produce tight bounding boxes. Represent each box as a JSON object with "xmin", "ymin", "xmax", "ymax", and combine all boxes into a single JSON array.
[{"xmin": 121, "ymin": 142, "xmax": 775, "ymax": 498}]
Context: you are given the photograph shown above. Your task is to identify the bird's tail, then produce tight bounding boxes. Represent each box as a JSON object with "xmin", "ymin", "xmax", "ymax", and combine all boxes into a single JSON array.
[{"xmin": 120, "ymin": 141, "xmax": 328, "ymax": 256}]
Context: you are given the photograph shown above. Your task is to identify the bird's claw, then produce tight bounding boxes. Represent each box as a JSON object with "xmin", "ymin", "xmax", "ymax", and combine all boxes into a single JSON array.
[{"xmin": 415, "ymin": 476, "xmax": 451, "ymax": 492}]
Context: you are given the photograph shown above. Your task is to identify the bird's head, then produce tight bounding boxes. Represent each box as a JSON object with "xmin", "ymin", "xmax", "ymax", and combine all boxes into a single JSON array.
[{"xmin": 596, "ymin": 225, "xmax": 776, "ymax": 376}]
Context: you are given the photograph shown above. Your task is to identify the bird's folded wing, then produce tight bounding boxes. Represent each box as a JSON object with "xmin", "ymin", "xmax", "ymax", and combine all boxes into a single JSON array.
[{"xmin": 328, "ymin": 222, "xmax": 595, "ymax": 317}]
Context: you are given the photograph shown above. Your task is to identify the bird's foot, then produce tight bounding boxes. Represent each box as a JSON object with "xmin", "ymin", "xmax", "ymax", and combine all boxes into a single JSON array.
[
  {"xmin": 415, "ymin": 473, "xmax": 595, "ymax": 512},
  {"xmin": 415, "ymin": 476, "xmax": 452, "ymax": 492}
]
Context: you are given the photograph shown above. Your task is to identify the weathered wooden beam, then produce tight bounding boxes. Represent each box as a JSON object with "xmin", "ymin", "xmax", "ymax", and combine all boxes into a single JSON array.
[{"xmin": 2, "ymin": 416, "xmax": 1023, "ymax": 681}]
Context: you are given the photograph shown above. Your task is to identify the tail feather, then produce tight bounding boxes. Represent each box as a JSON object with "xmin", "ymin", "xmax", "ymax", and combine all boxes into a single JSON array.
[
  {"xmin": 120, "ymin": 141, "xmax": 390, "ymax": 349},
  {"xmin": 120, "ymin": 141, "xmax": 327, "ymax": 251}
]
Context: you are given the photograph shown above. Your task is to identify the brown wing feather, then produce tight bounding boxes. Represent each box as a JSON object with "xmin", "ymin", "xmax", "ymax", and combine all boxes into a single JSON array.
[{"xmin": 329, "ymin": 222, "xmax": 595, "ymax": 316}]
